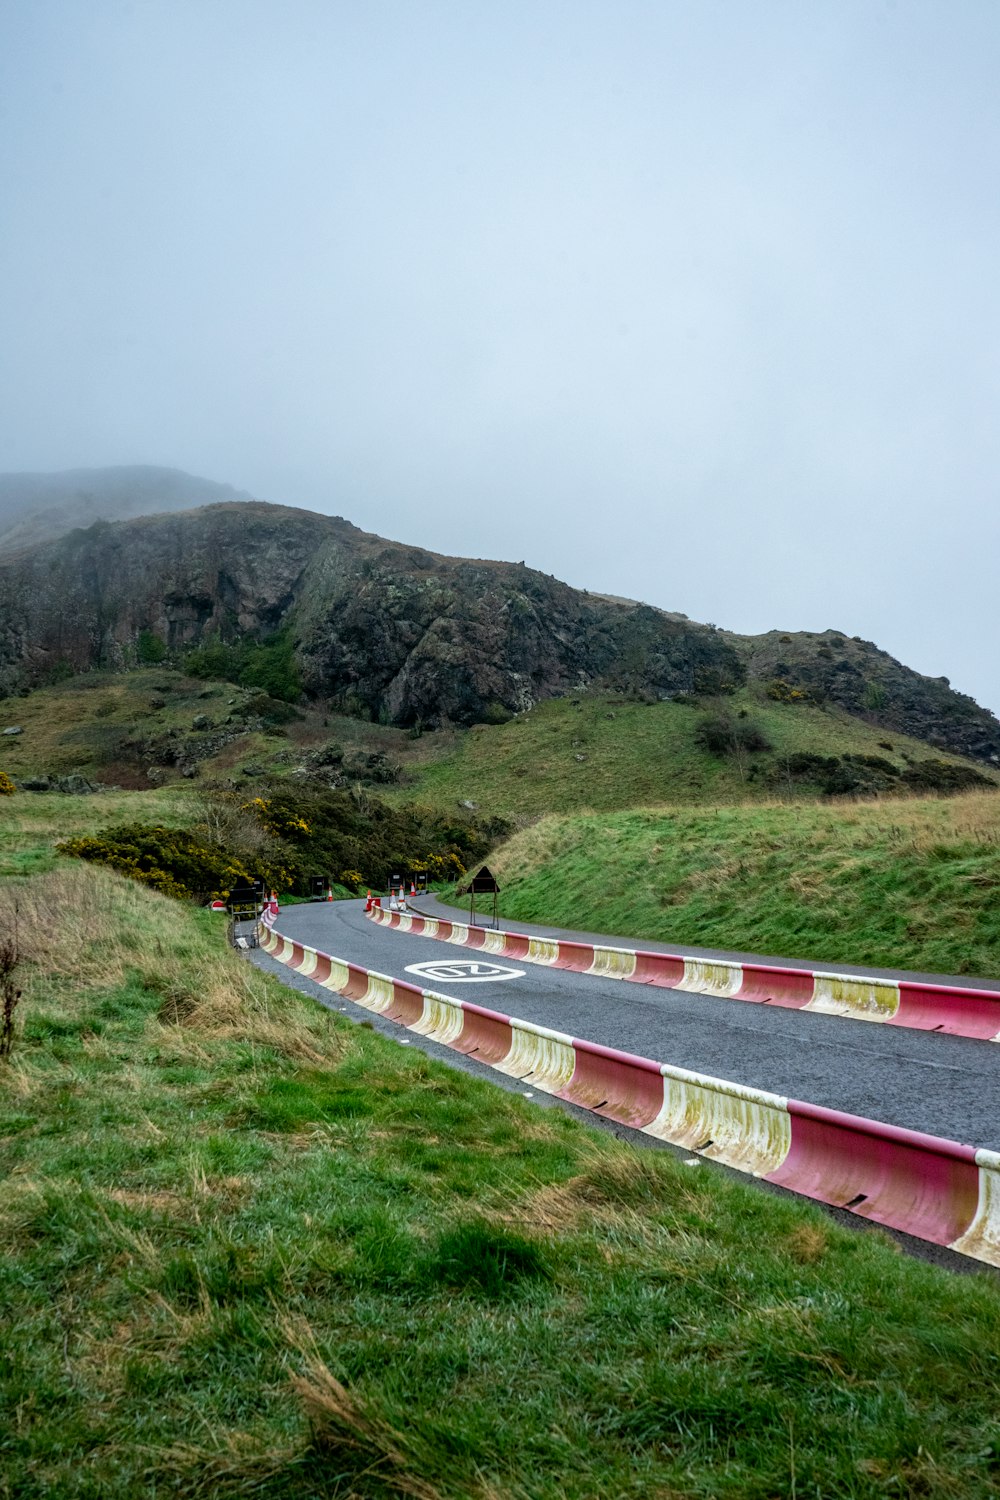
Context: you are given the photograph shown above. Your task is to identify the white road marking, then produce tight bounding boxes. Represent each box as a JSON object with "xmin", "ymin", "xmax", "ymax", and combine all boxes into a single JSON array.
[{"xmin": 404, "ymin": 959, "xmax": 526, "ymax": 984}]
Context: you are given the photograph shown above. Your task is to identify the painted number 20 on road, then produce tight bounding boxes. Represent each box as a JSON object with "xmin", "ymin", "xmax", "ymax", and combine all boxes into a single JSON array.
[{"xmin": 404, "ymin": 960, "xmax": 525, "ymax": 984}]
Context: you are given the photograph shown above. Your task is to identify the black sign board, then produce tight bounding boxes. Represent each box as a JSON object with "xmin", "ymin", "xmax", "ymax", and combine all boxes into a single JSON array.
[
  {"xmin": 390, "ymin": 872, "xmax": 403, "ymax": 890},
  {"xmin": 415, "ymin": 871, "xmax": 428, "ymax": 892},
  {"xmin": 227, "ymin": 883, "xmax": 259, "ymax": 906},
  {"xmin": 469, "ymin": 866, "xmax": 499, "ymax": 894},
  {"xmin": 310, "ymin": 876, "xmax": 327, "ymax": 899}
]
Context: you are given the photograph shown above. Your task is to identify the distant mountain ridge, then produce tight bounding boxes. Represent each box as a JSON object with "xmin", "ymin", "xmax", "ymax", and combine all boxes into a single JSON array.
[
  {"xmin": 0, "ymin": 465, "xmax": 252, "ymax": 554},
  {"xmin": 0, "ymin": 468, "xmax": 997, "ymax": 764}
]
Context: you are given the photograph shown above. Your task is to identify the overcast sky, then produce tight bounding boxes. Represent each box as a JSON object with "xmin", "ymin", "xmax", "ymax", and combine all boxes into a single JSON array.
[{"xmin": 1, "ymin": 1, "xmax": 998, "ymax": 712}]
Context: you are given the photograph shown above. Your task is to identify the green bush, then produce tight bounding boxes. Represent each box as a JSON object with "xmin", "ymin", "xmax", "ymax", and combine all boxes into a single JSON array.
[
  {"xmin": 244, "ymin": 692, "xmax": 301, "ymax": 726},
  {"xmin": 58, "ymin": 824, "xmax": 253, "ymax": 902},
  {"xmin": 900, "ymin": 759, "xmax": 994, "ymax": 794},
  {"xmin": 229, "ymin": 785, "xmax": 509, "ymax": 896},
  {"xmin": 137, "ymin": 630, "xmax": 167, "ymax": 665},
  {"xmin": 185, "ymin": 629, "xmax": 301, "ymax": 703},
  {"xmin": 695, "ymin": 713, "xmax": 772, "ymax": 756}
]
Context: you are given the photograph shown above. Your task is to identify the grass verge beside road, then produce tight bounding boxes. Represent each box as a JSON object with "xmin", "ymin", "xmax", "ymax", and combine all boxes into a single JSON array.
[
  {"xmin": 460, "ymin": 791, "xmax": 1000, "ymax": 979},
  {"xmin": 2, "ymin": 865, "xmax": 1000, "ymax": 1496}
]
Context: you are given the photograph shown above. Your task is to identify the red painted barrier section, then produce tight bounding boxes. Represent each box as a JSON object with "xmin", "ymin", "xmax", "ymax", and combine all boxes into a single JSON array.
[
  {"xmin": 385, "ymin": 978, "xmax": 426, "ymax": 1027},
  {"xmin": 312, "ymin": 953, "xmax": 332, "ymax": 984},
  {"xmin": 738, "ymin": 965, "xmax": 815, "ymax": 1008},
  {"xmin": 435, "ymin": 921, "xmax": 455, "ymax": 939},
  {"xmin": 551, "ymin": 941, "xmax": 596, "ymax": 972},
  {"xmin": 452, "ymin": 1002, "xmax": 515, "ymax": 1063},
  {"xmin": 342, "ymin": 964, "xmax": 372, "ymax": 1001},
  {"xmin": 632, "ymin": 951, "xmax": 687, "ymax": 987},
  {"xmin": 770, "ymin": 1102, "xmax": 981, "ymax": 1246},
  {"xmin": 287, "ymin": 942, "xmax": 306, "ymax": 971},
  {"xmin": 501, "ymin": 931, "xmax": 531, "ymax": 960},
  {"xmin": 893, "ymin": 983, "xmax": 1000, "ymax": 1039},
  {"xmin": 559, "ymin": 1039, "xmax": 665, "ymax": 1128},
  {"xmin": 464, "ymin": 926, "xmax": 488, "ymax": 950}
]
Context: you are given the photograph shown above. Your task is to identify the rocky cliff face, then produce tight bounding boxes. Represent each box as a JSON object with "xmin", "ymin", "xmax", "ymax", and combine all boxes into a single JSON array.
[
  {"xmin": 0, "ymin": 497, "xmax": 997, "ymax": 763},
  {"xmin": 734, "ymin": 630, "xmax": 1000, "ymax": 766},
  {"xmin": 0, "ymin": 502, "xmax": 742, "ymax": 726}
]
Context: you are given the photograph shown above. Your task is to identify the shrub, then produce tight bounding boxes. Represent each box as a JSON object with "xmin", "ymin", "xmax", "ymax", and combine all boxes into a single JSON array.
[
  {"xmin": 185, "ymin": 629, "xmax": 301, "ymax": 703},
  {"xmin": 0, "ymin": 771, "xmax": 15, "ymax": 796},
  {"xmin": 695, "ymin": 713, "xmax": 772, "ymax": 757},
  {"xmin": 766, "ymin": 679, "xmax": 811, "ymax": 703},
  {"xmin": 137, "ymin": 629, "xmax": 167, "ymax": 665},
  {"xmin": 58, "ymin": 824, "xmax": 253, "ymax": 902},
  {"xmin": 899, "ymin": 760, "xmax": 995, "ymax": 795},
  {"xmin": 244, "ymin": 693, "xmax": 301, "ymax": 726}
]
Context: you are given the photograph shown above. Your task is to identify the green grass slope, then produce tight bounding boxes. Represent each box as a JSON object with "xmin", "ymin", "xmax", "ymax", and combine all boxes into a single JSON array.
[
  {"xmin": 470, "ymin": 791, "xmax": 1000, "ymax": 979},
  {"xmin": 395, "ymin": 690, "xmax": 997, "ymax": 819},
  {"xmin": 3, "ymin": 864, "xmax": 1000, "ymax": 1497},
  {"xmin": 3, "ymin": 672, "xmax": 995, "ymax": 824}
]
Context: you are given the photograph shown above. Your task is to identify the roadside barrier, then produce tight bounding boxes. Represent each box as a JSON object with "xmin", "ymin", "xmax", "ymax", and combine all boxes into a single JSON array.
[
  {"xmin": 259, "ymin": 921, "xmax": 1000, "ymax": 1269},
  {"xmin": 368, "ymin": 905, "xmax": 1000, "ymax": 1041}
]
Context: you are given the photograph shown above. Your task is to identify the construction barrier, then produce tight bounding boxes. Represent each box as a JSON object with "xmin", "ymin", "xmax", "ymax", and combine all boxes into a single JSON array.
[
  {"xmin": 367, "ymin": 905, "xmax": 1000, "ymax": 1042},
  {"xmin": 258, "ymin": 921, "xmax": 1000, "ymax": 1269}
]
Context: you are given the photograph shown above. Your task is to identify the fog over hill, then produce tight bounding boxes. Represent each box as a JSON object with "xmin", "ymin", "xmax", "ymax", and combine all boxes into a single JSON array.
[{"xmin": 0, "ymin": 466, "xmax": 254, "ymax": 554}]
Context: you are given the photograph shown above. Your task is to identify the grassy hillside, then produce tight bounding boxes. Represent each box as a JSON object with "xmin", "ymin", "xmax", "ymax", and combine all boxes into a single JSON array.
[
  {"xmin": 2, "ymin": 672, "xmax": 994, "ymax": 824},
  {"xmin": 465, "ymin": 790, "xmax": 1000, "ymax": 979},
  {"xmin": 3, "ymin": 862, "xmax": 1000, "ymax": 1496},
  {"xmin": 0, "ymin": 785, "xmax": 197, "ymax": 878},
  {"xmin": 394, "ymin": 689, "xmax": 997, "ymax": 819}
]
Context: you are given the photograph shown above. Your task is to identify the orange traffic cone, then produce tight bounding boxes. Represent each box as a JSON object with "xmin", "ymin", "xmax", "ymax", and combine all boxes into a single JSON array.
[
  {"xmin": 364, "ymin": 890, "xmax": 373, "ymax": 912},
  {"xmin": 326, "ymin": 887, "xmax": 333, "ymax": 902},
  {"xmin": 410, "ymin": 879, "xmax": 416, "ymax": 896}
]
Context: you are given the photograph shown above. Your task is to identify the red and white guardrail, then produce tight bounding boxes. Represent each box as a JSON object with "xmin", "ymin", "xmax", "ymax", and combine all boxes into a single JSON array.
[
  {"xmin": 368, "ymin": 904, "xmax": 1000, "ymax": 1041},
  {"xmin": 259, "ymin": 921, "xmax": 1000, "ymax": 1269}
]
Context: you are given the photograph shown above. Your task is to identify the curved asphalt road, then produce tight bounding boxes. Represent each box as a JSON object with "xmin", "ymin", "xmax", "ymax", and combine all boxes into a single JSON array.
[{"xmin": 252, "ymin": 897, "xmax": 1000, "ymax": 1152}]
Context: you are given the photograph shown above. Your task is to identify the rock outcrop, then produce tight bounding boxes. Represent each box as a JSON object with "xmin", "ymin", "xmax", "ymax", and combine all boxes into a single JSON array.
[{"xmin": 0, "ymin": 494, "xmax": 997, "ymax": 763}]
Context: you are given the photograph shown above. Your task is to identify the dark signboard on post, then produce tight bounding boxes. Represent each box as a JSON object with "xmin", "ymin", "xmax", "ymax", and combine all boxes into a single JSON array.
[{"xmin": 465, "ymin": 865, "xmax": 499, "ymax": 928}]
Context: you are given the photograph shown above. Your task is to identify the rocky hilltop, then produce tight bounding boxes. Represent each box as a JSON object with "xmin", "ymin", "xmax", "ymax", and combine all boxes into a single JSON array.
[{"xmin": 0, "ymin": 490, "xmax": 997, "ymax": 763}]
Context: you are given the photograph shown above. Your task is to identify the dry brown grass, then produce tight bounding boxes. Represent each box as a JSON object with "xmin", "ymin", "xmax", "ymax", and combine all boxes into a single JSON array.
[
  {"xmin": 5, "ymin": 863, "xmax": 345, "ymax": 1064},
  {"xmin": 784, "ymin": 1222, "xmax": 829, "ymax": 1264}
]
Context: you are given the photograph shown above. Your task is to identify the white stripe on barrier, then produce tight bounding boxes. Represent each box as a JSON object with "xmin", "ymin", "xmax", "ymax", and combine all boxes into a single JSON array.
[
  {"xmin": 678, "ymin": 958, "xmax": 744, "ymax": 997},
  {"xmin": 527, "ymin": 936, "xmax": 561, "ymax": 965},
  {"xmin": 645, "ymin": 1065, "xmax": 791, "ymax": 1175},
  {"xmin": 951, "ymin": 1150, "xmax": 1000, "ymax": 1264},
  {"xmin": 588, "ymin": 945, "xmax": 638, "ymax": 980},
  {"xmin": 319, "ymin": 956, "xmax": 351, "ymax": 992},
  {"xmin": 807, "ymin": 972, "xmax": 900, "ymax": 1022},
  {"xmin": 411, "ymin": 991, "xmax": 467, "ymax": 1046},
  {"xmin": 360, "ymin": 972, "xmax": 396, "ymax": 1014},
  {"xmin": 496, "ymin": 1019, "xmax": 576, "ymax": 1092}
]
